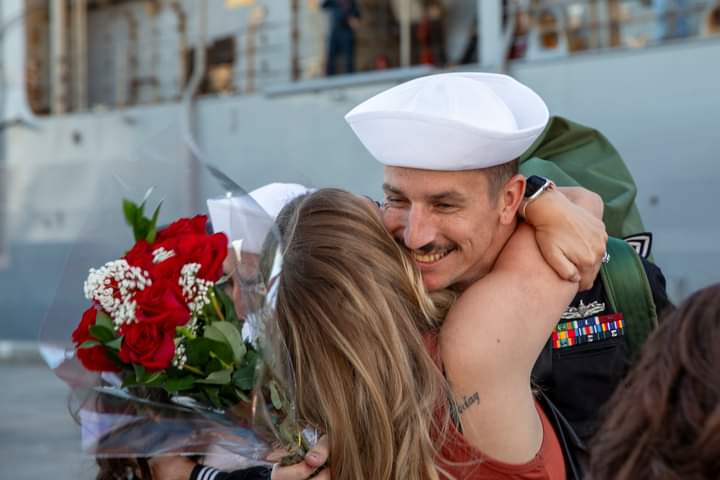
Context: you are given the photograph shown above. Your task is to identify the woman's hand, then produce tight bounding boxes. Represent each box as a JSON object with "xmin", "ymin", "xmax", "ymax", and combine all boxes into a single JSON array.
[
  {"xmin": 524, "ymin": 186, "xmax": 607, "ymax": 291},
  {"xmin": 270, "ymin": 436, "xmax": 329, "ymax": 479}
]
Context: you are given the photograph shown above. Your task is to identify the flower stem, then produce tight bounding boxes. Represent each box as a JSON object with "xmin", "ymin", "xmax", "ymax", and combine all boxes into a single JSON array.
[
  {"xmin": 209, "ymin": 351, "xmax": 232, "ymax": 370},
  {"xmin": 210, "ymin": 289, "xmax": 225, "ymax": 321},
  {"xmin": 182, "ymin": 364, "xmax": 204, "ymax": 375}
]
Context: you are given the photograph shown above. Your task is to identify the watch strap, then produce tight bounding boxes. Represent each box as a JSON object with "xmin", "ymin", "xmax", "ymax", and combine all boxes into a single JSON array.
[{"xmin": 520, "ymin": 176, "xmax": 555, "ymax": 218}]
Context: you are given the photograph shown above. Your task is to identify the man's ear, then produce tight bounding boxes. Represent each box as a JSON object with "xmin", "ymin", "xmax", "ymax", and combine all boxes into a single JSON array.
[{"xmin": 499, "ymin": 174, "xmax": 525, "ymax": 225}]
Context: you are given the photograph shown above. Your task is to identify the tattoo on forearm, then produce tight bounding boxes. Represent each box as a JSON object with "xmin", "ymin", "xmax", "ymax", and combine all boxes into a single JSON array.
[{"xmin": 456, "ymin": 392, "xmax": 480, "ymax": 415}]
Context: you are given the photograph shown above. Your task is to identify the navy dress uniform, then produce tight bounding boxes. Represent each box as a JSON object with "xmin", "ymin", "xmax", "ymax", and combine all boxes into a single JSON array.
[{"xmin": 532, "ymin": 253, "xmax": 672, "ymax": 442}]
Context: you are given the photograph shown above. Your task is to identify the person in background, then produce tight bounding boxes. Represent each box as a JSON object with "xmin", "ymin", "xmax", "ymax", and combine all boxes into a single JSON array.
[
  {"xmin": 589, "ymin": 283, "xmax": 720, "ymax": 480},
  {"xmin": 654, "ymin": 0, "xmax": 690, "ymax": 41},
  {"xmin": 701, "ymin": 1, "xmax": 720, "ymax": 37},
  {"xmin": 416, "ymin": 0, "xmax": 447, "ymax": 66},
  {"xmin": 322, "ymin": 0, "xmax": 361, "ymax": 75}
]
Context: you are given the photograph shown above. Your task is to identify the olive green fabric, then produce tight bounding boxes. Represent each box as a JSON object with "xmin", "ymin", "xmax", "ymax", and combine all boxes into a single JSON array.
[
  {"xmin": 600, "ymin": 236, "xmax": 658, "ymax": 358},
  {"xmin": 519, "ymin": 116, "xmax": 646, "ymax": 238}
]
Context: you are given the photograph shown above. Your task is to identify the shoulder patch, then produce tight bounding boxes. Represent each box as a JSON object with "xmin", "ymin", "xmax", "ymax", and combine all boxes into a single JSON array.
[{"xmin": 623, "ymin": 232, "xmax": 653, "ymax": 259}]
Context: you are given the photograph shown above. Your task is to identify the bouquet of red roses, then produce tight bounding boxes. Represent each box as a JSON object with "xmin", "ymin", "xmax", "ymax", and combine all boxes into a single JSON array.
[
  {"xmin": 71, "ymin": 197, "xmax": 296, "ymax": 441},
  {"xmin": 31, "ymin": 126, "xmax": 312, "ymax": 464}
]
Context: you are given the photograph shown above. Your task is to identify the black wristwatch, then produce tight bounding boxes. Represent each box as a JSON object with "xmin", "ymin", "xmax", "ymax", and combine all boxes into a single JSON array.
[{"xmin": 521, "ymin": 175, "xmax": 555, "ymax": 218}]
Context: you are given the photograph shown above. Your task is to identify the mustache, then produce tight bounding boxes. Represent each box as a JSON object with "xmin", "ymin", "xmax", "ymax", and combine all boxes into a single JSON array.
[{"xmin": 395, "ymin": 238, "xmax": 456, "ymax": 254}]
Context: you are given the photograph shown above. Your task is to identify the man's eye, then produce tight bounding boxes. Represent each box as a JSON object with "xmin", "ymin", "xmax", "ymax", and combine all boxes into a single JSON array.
[
  {"xmin": 385, "ymin": 197, "xmax": 407, "ymax": 206},
  {"xmin": 435, "ymin": 203, "xmax": 455, "ymax": 210}
]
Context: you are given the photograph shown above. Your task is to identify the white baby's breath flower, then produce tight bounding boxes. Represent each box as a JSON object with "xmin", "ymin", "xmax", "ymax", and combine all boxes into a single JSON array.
[
  {"xmin": 179, "ymin": 263, "xmax": 213, "ymax": 314},
  {"xmin": 172, "ymin": 342, "xmax": 188, "ymax": 368},
  {"xmin": 83, "ymin": 259, "xmax": 151, "ymax": 328},
  {"xmin": 152, "ymin": 247, "xmax": 176, "ymax": 264}
]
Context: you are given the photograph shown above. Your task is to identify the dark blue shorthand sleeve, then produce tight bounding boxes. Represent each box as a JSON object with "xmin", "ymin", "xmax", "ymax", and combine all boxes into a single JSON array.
[{"xmin": 190, "ymin": 465, "xmax": 271, "ymax": 480}]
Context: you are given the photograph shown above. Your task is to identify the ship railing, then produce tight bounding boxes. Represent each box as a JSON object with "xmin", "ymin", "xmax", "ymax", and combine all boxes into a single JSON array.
[{"xmin": 2, "ymin": 0, "xmax": 718, "ymax": 115}]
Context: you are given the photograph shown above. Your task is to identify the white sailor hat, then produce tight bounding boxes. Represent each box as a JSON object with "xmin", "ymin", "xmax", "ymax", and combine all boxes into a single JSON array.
[
  {"xmin": 345, "ymin": 72, "xmax": 549, "ymax": 170},
  {"xmin": 248, "ymin": 182, "xmax": 313, "ymax": 220},
  {"xmin": 207, "ymin": 182, "xmax": 312, "ymax": 254}
]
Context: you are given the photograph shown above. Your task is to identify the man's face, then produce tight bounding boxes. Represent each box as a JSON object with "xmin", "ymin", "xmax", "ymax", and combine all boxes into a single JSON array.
[{"xmin": 382, "ymin": 166, "xmax": 511, "ymax": 292}]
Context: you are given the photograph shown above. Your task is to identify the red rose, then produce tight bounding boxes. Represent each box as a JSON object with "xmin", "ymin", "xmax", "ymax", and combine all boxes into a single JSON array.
[
  {"xmin": 176, "ymin": 233, "xmax": 228, "ymax": 282},
  {"xmin": 118, "ymin": 321, "xmax": 176, "ymax": 371},
  {"xmin": 145, "ymin": 241, "xmax": 185, "ymax": 296},
  {"xmin": 124, "ymin": 239, "xmax": 153, "ymax": 270},
  {"xmin": 133, "ymin": 279, "xmax": 190, "ymax": 327},
  {"xmin": 155, "ymin": 215, "xmax": 208, "ymax": 243},
  {"xmin": 72, "ymin": 307, "xmax": 121, "ymax": 372}
]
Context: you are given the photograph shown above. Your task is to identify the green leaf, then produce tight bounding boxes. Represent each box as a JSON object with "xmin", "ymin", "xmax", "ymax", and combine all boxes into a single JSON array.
[
  {"xmin": 232, "ymin": 350, "xmax": 258, "ymax": 390},
  {"xmin": 89, "ymin": 325, "xmax": 115, "ymax": 343},
  {"xmin": 79, "ymin": 340, "xmax": 101, "ymax": 349},
  {"xmin": 203, "ymin": 324, "xmax": 225, "ymax": 343},
  {"xmin": 95, "ymin": 311, "xmax": 114, "ymax": 331},
  {"xmin": 175, "ymin": 326, "xmax": 196, "ymax": 340},
  {"xmin": 184, "ymin": 337, "xmax": 233, "ymax": 373},
  {"xmin": 185, "ymin": 338, "xmax": 212, "ymax": 366},
  {"xmin": 150, "ymin": 200, "xmax": 163, "ymax": 226},
  {"xmin": 269, "ymin": 381, "xmax": 283, "ymax": 410},
  {"xmin": 196, "ymin": 368, "xmax": 232, "ymax": 385},
  {"xmin": 133, "ymin": 364, "xmax": 146, "ymax": 383},
  {"xmin": 203, "ymin": 386, "xmax": 222, "ymax": 409},
  {"xmin": 143, "ymin": 372, "xmax": 166, "ymax": 385},
  {"xmin": 104, "ymin": 337, "xmax": 123, "ymax": 350},
  {"xmin": 146, "ymin": 201, "xmax": 163, "ymax": 244},
  {"xmin": 278, "ymin": 416, "xmax": 298, "ymax": 446},
  {"xmin": 121, "ymin": 376, "xmax": 140, "ymax": 389},
  {"xmin": 134, "ymin": 217, "xmax": 151, "ymax": 244},
  {"xmin": 214, "ymin": 288, "xmax": 238, "ymax": 324},
  {"xmin": 123, "ymin": 193, "xmax": 164, "ymax": 242},
  {"xmin": 234, "ymin": 388, "xmax": 251, "ymax": 403},
  {"xmin": 164, "ymin": 376, "xmax": 196, "ymax": 393},
  {"xmin": 122, "ymin": 199, "xmax": 140, "ymax": 228},
  {"xmin": 204, "ymin": 322, "xmax": 246, "ymax": 366},
  {"xmin": 208, "ymin": 342, "xmax": 234, "ymax": 368},
  {"xmin": 105, "ymin": 349, "xmax": 122, "ymax": 365}
]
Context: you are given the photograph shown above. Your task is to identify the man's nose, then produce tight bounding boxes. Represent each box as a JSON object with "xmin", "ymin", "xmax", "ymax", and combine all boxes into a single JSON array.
[{"xmin": 403, "ymin": 206, "xmax": 436, "ymax": 251}]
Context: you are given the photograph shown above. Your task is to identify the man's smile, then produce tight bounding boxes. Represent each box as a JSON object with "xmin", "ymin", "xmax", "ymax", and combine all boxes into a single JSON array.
[{"xmin": 411, "ymin": 246, "xmax": 456, "ymax": 265}]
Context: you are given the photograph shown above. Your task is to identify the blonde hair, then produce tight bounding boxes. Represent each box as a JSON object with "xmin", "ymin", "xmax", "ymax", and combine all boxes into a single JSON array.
[{"xmin": 274, "ymin": 188, "xmax": 453, "ymax": 480}]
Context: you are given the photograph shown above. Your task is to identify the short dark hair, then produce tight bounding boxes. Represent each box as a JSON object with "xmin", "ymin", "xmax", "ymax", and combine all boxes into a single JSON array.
[{"xmin": 482, "ymin": 158, "xmax": 519, "ymax": 200}]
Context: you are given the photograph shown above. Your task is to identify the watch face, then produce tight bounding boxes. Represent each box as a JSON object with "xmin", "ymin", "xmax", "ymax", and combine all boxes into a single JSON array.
[{"xmin": 525, "ymin": 175, "xmax": 549, "ymax": 198}]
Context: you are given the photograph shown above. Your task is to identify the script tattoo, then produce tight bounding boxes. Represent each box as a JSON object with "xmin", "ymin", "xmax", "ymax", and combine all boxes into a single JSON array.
[{"xmin": 456, "ymin": 392, "xmax": 480, "ymax": 415}]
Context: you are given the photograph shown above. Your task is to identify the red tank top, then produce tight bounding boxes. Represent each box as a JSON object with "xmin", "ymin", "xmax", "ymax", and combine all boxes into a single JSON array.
[{"xmin": 426, "ymin": 333, "xmax": 567, "ymax": 480}]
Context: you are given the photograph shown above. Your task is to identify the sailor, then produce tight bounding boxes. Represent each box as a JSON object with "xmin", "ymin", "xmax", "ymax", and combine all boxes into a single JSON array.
[
  {"xmin": 207, "ymin": 182, "xmax": 313, "ymax": 253},
  {"xmin": 345, "ymin": 72, "xmax": 672, "ymax": 474}
]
